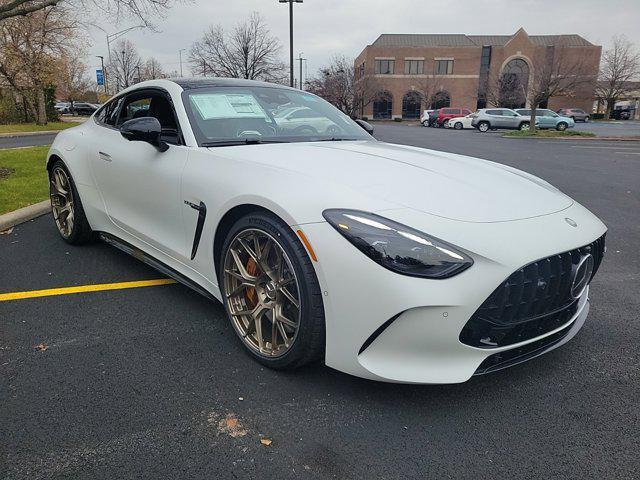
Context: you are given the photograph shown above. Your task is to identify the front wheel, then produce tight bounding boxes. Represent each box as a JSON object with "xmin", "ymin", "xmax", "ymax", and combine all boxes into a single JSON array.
[
  {"xmin": 477, "ymin": 121, "xmax": 490, "ymax": 133},
  {"xmin": 49, "ymin": 160, "xmax": 94, "ymax": 245},
  {"xmin": 219, "ymin": 212, "xmax": 325, "ymax": 370},
  {"xmin": 556, "ymin": 122, "xmax": 568, "ymax": 131},
  {"xmin": 584, "ymin": 116, "xmax": 590, "ymax": 123},
  {"xmin": 443, "ymin": 119, "xmax": 450, "ymax": 128},
  {"xmin": 519, "ymin": 122, "xmax": 530, "ymax": 131},
  {"xmin": 422, "ymin": 120, "xmax": 429, "ymax": 127},
  {"xmin": 453, "ymin": 121, "xmax": 463, "ymax": 130}
]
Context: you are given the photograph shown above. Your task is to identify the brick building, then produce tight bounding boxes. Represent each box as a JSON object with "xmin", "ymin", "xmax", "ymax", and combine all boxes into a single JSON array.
[{"xmin": 354, "ymin": 28, "xmax": 601, "ymax": 120}]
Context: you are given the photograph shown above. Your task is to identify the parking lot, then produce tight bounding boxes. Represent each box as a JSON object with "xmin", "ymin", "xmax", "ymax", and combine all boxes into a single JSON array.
[{"xmin": 1, "ymin": 126, "xmax": 639, "ymax": 479}]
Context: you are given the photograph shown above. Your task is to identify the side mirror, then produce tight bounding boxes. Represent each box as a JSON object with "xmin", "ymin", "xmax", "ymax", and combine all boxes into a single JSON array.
[
  {"xmin": 120, "ymin": 117, "xmax": 169, "ymax": 152},
  {"xmin": 355, "ymin": 119, "xmax": 374, "ymax": 136}
]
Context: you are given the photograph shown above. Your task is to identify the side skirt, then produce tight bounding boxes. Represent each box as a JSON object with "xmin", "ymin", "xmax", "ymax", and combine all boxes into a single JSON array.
[{"xmin": 98, "ymin": 232, "xmax": 217, "ymax": 302}]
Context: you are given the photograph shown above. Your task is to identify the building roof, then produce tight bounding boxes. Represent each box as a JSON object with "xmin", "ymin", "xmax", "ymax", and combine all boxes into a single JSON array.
[{"xmin": 372, "ymin": 32, "xmax": 594, "ymax": 48}]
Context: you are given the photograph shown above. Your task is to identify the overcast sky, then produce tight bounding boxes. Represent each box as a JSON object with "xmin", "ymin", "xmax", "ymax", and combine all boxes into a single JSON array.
[{"xmin": 86, "ymin": 0, "xmax": 640, "ymax": 82}]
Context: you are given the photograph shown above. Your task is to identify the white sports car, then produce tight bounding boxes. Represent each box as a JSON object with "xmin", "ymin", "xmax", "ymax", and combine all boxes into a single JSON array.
[
  {"xmin": 47, "ymin": 78, "xmax": 606, "ymax": 384},
  {"xmin": 446, "ymin": 113, "xmax": 476, "ymax": 130}
]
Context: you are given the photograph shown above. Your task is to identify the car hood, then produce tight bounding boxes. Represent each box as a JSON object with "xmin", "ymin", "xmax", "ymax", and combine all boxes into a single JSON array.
[{"xmin": 212, "ymin": 141, "xmax": 573, "ymax": 223}]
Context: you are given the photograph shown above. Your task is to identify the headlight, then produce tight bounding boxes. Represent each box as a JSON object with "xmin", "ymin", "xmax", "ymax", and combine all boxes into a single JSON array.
[{"xmin": 322, "ymin": 209, "xmax": 473, "ymax": 279}]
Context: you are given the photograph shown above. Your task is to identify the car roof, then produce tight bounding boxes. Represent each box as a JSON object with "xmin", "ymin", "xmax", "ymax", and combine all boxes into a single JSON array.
[{"xmin": 169, "ymin": 77, "xmax": 298, "ymax": 91}]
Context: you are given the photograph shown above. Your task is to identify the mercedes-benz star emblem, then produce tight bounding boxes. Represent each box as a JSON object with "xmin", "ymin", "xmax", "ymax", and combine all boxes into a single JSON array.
[{"xmin": 570, "ymin": 254, "xmax": 594, "ymax": 299}]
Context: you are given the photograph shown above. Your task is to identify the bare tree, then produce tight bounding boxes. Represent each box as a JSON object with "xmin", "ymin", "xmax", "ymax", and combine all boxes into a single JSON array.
[
  {"xmin": 188, "ymin": 12, "xmax": 286, "ymax": 83},
  {"xmin": 526, "ymin": 49, "xmax": 596, "ymax": 131},
  {"xmin": 0, "ymin": 0, "xmax": 181, "ymax": 24},
  {"xmin": 307, "ymin": 56, "xmax": 380, "ymax": 118},
  {"xmin": 0, "ymin": 5, "xmax": 78, "ymax": 123},
  {"xmin": 140, "ymin": 56, "xmax": 164, "ymax": 80},
  {"xmin": 107, "ymin": 38, "xmax": 141, "ymax": 90},
  {"xmin": 595, "ymin": 35, "xmax": 640, "ymax": 117},
  {"xmin": 56, "ymin": 55, "xmax": 91, "ymax": 113}
]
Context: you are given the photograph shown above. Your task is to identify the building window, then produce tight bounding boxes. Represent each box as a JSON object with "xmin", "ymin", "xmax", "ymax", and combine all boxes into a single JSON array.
[
  {"xmin": 404, "ymin": 60, "xmax": 424, "ymax": 75},
  {"xmin": 375, "ymin": 59, "xmax": 395, "ymax": 75},
  {"xmin": 435, "ymin": 59, "xmax": 454, "ymax": 75},
  {"xmin": 476, "ymin": 46, "xmax": 492, "ymax": 109},
  {"xmin": 355, "ymin": 62, "xmax": 365, "ymax": 80}
]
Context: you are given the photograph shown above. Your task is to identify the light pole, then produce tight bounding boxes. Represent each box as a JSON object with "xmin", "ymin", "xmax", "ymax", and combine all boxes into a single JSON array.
[
  {"xmin": 100, "ymin": 25, "xmax": 144, "ymax": 93},
  {"xmin": 279, "ymin": 0, "xmax": 303, "ymax": 87},
  {"xmin": 298, "ymin": 52, "xmax": 307, "ymax": 90},
  {"xmin": 96, "ymin": 55, "xmax": 107, "ymax": 94},
  {"xmin": 179, "ymin": 48, "xmax": 186, "ymax": 77}
]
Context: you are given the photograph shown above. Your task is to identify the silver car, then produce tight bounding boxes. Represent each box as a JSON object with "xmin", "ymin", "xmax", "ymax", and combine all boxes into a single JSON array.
[{"xmin": 471, "ymin": 108, "xmax": 536, "ymax": 132}]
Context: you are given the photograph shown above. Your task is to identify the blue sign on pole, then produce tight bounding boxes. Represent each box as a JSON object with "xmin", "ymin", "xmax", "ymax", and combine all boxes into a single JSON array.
[{"xmin": 96, "ymin": 69, "xmax": 104, "ymax": 86}]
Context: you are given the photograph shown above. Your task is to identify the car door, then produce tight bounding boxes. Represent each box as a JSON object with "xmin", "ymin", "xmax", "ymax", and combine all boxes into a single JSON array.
[
  {"xmin": 503, "ymin": 109, "xmax": 521, "ymax": 129},
  {"xmin": 90, "ymin": 89, "xmax": 191, "ymax": 260},
  {"xmin": 539, "ymin": 110, "xmax": 555, "ymax": 128},
  {"xmin": 488, "ymin": 109, "xmax": 506, "ymax": 128}
]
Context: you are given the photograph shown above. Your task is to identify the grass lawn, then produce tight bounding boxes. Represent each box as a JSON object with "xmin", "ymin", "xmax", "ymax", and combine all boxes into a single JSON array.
[
  {"xmin": 504, "ymin": 129, "xmax": 596, "ymax": 138},
  {"xmin": 0, "ymin": 146, "xmax": 49, "ymax": 215},
  {"xmin": 0, "ymin": 122, "xmax": 76, "ymax": 134}
]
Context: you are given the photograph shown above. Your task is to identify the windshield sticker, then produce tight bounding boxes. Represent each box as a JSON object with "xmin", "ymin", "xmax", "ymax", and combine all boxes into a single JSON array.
[{"xmin": 190, "ymin": 93, "xmax": 268, "ymax": 120}]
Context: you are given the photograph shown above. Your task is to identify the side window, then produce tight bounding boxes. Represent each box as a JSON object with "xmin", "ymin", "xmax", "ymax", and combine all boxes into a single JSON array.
[
  {"xmin": 462, "ymin": 109, "xmax": 471, "ymax": 115},
  {"xmin": 95, "ymin": 97, "xmax": 123, "ymax": 127},
  {"xmin": 117, "ymin": 92, "xmax": 181, "ymax": 145},
  {"xmin": 520, "ymin": 109, "xmax": 531, "ymax": 116},
  {"xmin": 486, "ymin": 109, "xmax": 501, "ymax": 116}
]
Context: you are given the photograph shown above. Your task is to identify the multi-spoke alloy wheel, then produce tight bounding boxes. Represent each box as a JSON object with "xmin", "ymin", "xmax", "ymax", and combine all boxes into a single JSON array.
[
  {"xmin": 50, "ymin": 166, "xmax": 75, "ymax": 238},
  {"xmin": 223, "ymin": 228, "xmax": 302, "ymax": 357}
]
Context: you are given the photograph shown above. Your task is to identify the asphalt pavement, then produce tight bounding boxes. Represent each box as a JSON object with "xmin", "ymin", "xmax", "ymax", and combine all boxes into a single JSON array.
[
  {"xmin": 1, "ymin": 126, "xmax": 639, "ymax": 479},
  {"xmin": 0, "ymin": 133, "xmax": 58, "ymax": 149}
]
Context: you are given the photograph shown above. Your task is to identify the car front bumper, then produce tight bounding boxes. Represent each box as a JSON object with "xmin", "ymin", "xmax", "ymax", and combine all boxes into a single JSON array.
[{"xmin": 298, "ymin": 202, "xmax": 606, "ymax": 384}]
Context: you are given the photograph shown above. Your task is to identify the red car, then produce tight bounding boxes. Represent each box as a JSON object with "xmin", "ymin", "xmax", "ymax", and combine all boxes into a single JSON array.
[{"xmin": 435, "ymin": 107, "xmax": 472, "ymax": 127}]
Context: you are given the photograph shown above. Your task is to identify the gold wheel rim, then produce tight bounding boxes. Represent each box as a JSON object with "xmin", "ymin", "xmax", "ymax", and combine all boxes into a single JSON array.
[
  {"xmin": 49, "ymin": 167, "xmax": 74, "ymax": 238},
  {"xmin": 223, "ymin": 228, "xmax": 301, "ymax": 357}
]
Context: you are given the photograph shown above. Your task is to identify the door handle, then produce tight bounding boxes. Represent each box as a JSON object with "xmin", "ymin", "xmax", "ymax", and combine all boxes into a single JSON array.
[{"xmin": 98, "ymin": 151, "xmax": 112, "ymax": 162}]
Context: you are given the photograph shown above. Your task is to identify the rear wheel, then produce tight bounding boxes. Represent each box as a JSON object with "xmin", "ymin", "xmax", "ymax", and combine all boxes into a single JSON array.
[
  {"xmin": 219, "ymin": 212, "xmax": 325, "ymax": 369},
  {"xmin": 49, "ymin": 160, "xmax": 93, "ymax": 245},
  {"xmin": 422, "ymin": 120, "xmax": 429, "ymax": 127},
  {"xmin": 519, "ymin": 122, "xmax": 530, "ymax": 131},
  {"xmin": 443, "ymin": 119, "xmax": 450, "ymax": 128},
  {"xmin": 584, "ymin": 116, "xmax": 590, "ymax": 123},
  {"xmin": 556, "ymin": 121, "xmax": 568, "ymax": 131},
  {"xmin": 477, "ymin": 121, "xmax": 490, "ymax": 133},
  {"xmin": 453, "ymin": 121, "xmax": 463, "ymax": 130}
]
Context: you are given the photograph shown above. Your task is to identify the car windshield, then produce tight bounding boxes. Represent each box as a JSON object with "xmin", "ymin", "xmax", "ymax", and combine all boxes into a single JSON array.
[{"xmin": 182, "ymin": 85, "xmax": 371, "ymax": 146}]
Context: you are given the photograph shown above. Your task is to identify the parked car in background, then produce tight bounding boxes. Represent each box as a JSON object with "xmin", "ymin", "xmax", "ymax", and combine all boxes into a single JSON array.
[
  {"xmin": 611, "ymin": 108, "xmax": 632, "ymax": 120},
  {"xmin": 557, "ymin": 108, "xmax": 590, "ymax": 122},
  {"xmin": 273, "ymin": 106, "xmax": 340, "ymax": 135},
  {"xmin": 446, "ymin": 112, "xmax": 476, "ymax": 130},
  {"xmin": 435, "ymin": 108, "xmax": 472, "ymax": 128},
  {"xmin": 73, "ymin": 102, "xmax": 99, "ymax": 116},
  {"xmin": 420, "ymin": 109, "xmax": 434, "ymax": 127},
  {"xmin": 472, "ymin": 108, "xmax": 537, "ymax": 132},
  {"xmin": 515, "ymin": 109, "xmax": 575, "ymax": 131},
  {"xmin": 54, "ymin": 102, "xmax": 70, "ymax": 114}
]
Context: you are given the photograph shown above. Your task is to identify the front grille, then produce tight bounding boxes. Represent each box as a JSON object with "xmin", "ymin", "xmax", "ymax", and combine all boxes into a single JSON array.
[{"xmin": 460, "ymin": 234, "xmax": 605, "ymax": 348}]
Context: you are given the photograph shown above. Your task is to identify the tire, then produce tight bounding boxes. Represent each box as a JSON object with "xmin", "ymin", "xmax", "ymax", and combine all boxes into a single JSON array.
[
  {"xmin": 571, "ymin": 116, "xmax": 576, "ymax": 122},
  {"xmin": 443, "ymin": 119, "xmax": 450, "ymax": 128},
  {"xmin": 422, "ymin": 120, "xmax": 429, "ymax": 127},
  {"xmin": 519, "ymin": 122, "xmax": 530, "ymax": 131},
  {"xmin": 584, "ymin": 116, "xmax": 590, "ymax": 123},
  {"xmin": 556, "ymin": 122, "xmax": 568, "ymax": 131},
  {"xmin": 219, "ymin": 211, "xmax": 325, "ymax": 370},
  {"xmin": 477, "ymin": 121, "xmax": 490, "ymax": 133},
  {"xmin": 49, "ymin": 160, "xmax": 94, "ymax": 245},
  {"xmin": 453, "ymin": 121, "xmax": 463, "ymax": 130}
]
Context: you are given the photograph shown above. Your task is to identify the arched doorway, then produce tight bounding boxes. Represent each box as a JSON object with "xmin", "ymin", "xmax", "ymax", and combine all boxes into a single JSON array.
[
  {"xmin": 500, "ymin": 58, "xmax": 530, "ymax": 109},
  {"xmin": 402, "ymin": 91, "xmax": 422, "ymax": 119},
  {"xmin": 373, "ymin": 91, "xmax": 393, "ymax": 119},
  {"xmin": 431, "ymin": 91, "xmax": 451, "ymax": 109}
]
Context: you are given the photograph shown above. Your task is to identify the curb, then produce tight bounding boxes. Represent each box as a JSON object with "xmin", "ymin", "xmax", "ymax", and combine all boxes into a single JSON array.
[
  {"xmin": 501, "ymin": 135, "xmax": 640, "ymax": 141},
  {"xmin": 0, "ymin": 131, "xmax": 60, "ymax": 138},
  {"xmin": 0, "ymin": 200, "xmax": 50, "ymax": 232}
]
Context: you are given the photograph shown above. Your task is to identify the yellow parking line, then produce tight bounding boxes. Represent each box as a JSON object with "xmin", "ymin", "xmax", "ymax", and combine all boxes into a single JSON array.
[{"xmin": 0, "ymin": 278, "xmax": 177, "ymax": 302}]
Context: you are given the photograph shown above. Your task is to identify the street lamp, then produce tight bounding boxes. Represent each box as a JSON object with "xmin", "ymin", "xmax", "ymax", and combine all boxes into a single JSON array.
[
  {"xmin": 179, "ymin": 48, "xmax": 186, "ymax": 77},
  {"xmin": 279, "ymin": 0, "xmax": 303, "ymax": 87}
]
